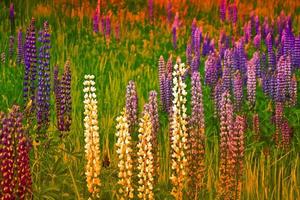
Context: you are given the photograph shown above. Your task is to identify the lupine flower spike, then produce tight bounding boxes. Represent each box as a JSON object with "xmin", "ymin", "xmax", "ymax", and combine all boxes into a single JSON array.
[
  {"xmin": 126, "ymin": 80, "xmax": 138, "ymax": 130},
  {"xmin": 83, "ymin": 74, "xmax": 101, "ymax": 197},
  {"xmin": 137, "ymin": 105, "xmax": 155, "ymax": 199},
  {"xmin": 170, "ymin": 61, "xmax": 188, "ymax": 200},
  {"xmin": 115, "ymin": 108, "xmax": 134, "ymax": 199}
]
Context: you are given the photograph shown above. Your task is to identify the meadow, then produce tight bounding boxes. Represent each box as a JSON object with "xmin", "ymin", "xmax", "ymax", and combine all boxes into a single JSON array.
[{"xmin": 0, "ymin": 0, "xmax": 299, "ymax": 199}]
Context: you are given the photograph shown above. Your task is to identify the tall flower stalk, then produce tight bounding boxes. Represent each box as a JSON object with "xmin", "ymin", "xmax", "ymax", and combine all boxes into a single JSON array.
[
  {"xmin": 187, "ymin": 72, "xmax": 205, "ymax": 198},
  {"xmin": 116, "ymin": 109, "xmax": 134, "ymax": 199},
  {"xmin": 137, "ymin": 105, "xmax": 155, "ymax": 199},
  {"xmin": 17, "ymin": 29, "xmax": 24, "ymax": 65},
  {"xmin": 83, "ymin": 74, "xmax": 101, "ymax": 197},
  {"xmin": 126, "ymin": 80, "xmax": 138, "ymax": 130},
  {"xmin": 170, "ymin": 62, "xmax": 188, "ymax": 200}
]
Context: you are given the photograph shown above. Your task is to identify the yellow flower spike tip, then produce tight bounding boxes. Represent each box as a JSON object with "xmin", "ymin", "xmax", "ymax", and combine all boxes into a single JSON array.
[
  {"xmin": 83, "ymin": 74, "xmax": 101, "ymax": 197},
  {"xmin": 116, "ymin": 109, "xmax": 134, "ymax": 199},
  {"xmin": 137, "ymin": 105, "xmax": 155, "ymax": 200},
  {"xmin": 170, "ymin": 61, "xmax": 188, "ymax": 200}
]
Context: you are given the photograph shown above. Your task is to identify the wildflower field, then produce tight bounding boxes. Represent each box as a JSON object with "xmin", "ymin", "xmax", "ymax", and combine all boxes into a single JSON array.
[{"xmin": 0, "ymin": 0, "xmax": 300, "ymax": 199}]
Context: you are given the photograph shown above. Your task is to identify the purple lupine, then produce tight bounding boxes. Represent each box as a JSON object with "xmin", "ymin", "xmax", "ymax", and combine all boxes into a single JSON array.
[
  {"xmin": 228, "ymin": 2, "xmax": 237, "ymax": 25},
  {"xmin": 218, "ymin": 31, "xmax": 229, "ymax": 59},
  {"xmin": 172, "ymin": 25, "xmax": 177, "ymax": 49},
  {"xmin": 190, "ymin": 72, "xmax": 205, "ymax": 129},
  {"xmin": 9, "ymin": 35, "xmax": 14, "ymax": 59},
  {"xmin": 243, "ymin": 21, "xmax": 251, "ymax": 43},
  {"xmin": 214, "ymin": 78, "xmax": 224, "ymax": 115},
  {"xmin": 191, "ymin": 18, "xmax": 197, "ymax": 47},
  {"xmin": 262, "ymin": 17, "xmax": 272, "ymax": 40},
  {"xmin": 191, "ymin": 55, "xmax": 200, "ymax": 74},
  {"xmin": 219, "ymin": 0, "xmax": 226, "ymax": 22},
  {"xmin": 202, "ymin": 33, "xmax": 211, "ymax": 56},
  {"xmin": 247, "ymin": 52, "xmax": 259, "ymax": 107},
  {"xmin": 205, "ymin": 53, "xmax": 219, "ymax": 87},
  {"xmin": 24, "ymin": 18, "xmax": 37, "ymax": 110},
  {"xmin": 253, "ymin": 34, "xmax": 261, "ymax": 49},
  {"xmin": 126, "ymin": 80, "xmax": 138, "ymax": 129},
  {"xmin": 167, "ymin": 0, "xmax": 172, "ymax": 24},
  {"xmin": 276, "ymin": 56, "xmax": 291, "ymax": 103},
  {"xmin": 234, "ymin": 39, "xmax": 247, "ymax": 76},
  {"xmin": 266, "ymin": 33, "xmax": 276, "ymax": 71},
  {"xmin": 193, "ymin": 27, "xmax": 202, "ymax": 53},
  {"xmin": 0, "ymin": 111, "xmax": 16, "ymax": 199},
  {"xmin": 54, "ymin": 64, "xmax": 61, "ymax": 128},
  {"xmin": 148, "ymin": 0, "xmax": 153, "ymax": 22},
  {"xmin": 17, "ymin": 29, "xmax": 24, "ymax": 64},
  {"xmin": 36, "ymin": 21, "xmax": 51, "ymax": 132},
  {"xmin": 294, "ymin": 36, "xmax": 300, "ymax": 68},
  {"xmin": 93, "ymin": 9, "xmax": 99, "ymax": 33},
  {"xmin": 233, "ymin": 70, "xmax": 243, "ymax": 111},
  {"xmin": 15, "ymin": 106, "xmax": 32, "ymax": 200},
  {"xmin": 253, "ymin": 15, "xmax": 260, "ymax": 36}
]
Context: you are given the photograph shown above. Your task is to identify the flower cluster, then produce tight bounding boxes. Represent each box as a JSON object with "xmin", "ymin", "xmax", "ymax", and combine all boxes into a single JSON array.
[
  {"xmin": 0, "ymin": 105, "xmax": 32, "ymax": 200},
  {"xmin": 158, "ymin": 55, "xmax": 172, "ymax": 113},
  {"xmin": 233, "ymin": 70, "xmax": 243, "ymax": 111},
  {"xmin": 83, "ymin": 74, "xmax": 101, "ymax": 197},
  {"xmin": 126, "ymin": 80, "xmax": 138, "ymax": 130},
  {"xmin": 187, "ymin": 72, "xmax": 205, "ymax": 197},
  {"xmin": 205, "ymin": 52, "xmax": 220, "ymax": 87},
  {"xmin": 247, "ymin": 52, "xmax": 259, "ymax": 108},
  {"xmin": 54, "ymin": 60, "xmax": 72, "ymax": 132},
  {"xmin": 137, "ymin": 106, "xmax": 154, "ymax": 199},
  {"xmin": 170, "ymin": 62, "xmax": 188, "ymax": 200},
  {"xmin": 36, "ymin": 21, "xmax": 51, "ymax": 132},
  {"xmin": 116, "ymin": 109, "xmax": 134, "ymax": 199}
]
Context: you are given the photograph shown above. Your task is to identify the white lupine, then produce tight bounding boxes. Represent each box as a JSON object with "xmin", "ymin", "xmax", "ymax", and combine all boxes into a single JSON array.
[
  {"xmin": 116, "ymin": 109, "xmax": 134, "ymax": 199},
  {"xmin": 137, "ymin": 107, "xmax": 155, "ymax": 200},
  {"xmin": 83, "ymin": 74, "xmax": 101, "ymax": 197},
  {"xmin": 170, "ymin": 62, "xmax": 188, "ymax": 200}
]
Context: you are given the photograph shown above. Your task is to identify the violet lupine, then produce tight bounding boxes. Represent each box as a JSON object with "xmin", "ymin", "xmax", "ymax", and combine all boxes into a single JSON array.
[
  {"xmin": 167, "ymin": 0, "xmax": 172, "ymax": 24},
  {"xmin": 218, "ymin": 91, "xmax": 234, "ymax": 199},
  {"xmin": 187, "ymin": 72, "xmax": 205, "ymax": 197},
  {"xmin": 275, "ymin": 56, "xmax": 290, "ymax": 103},
  {"xmin": 247, "ymin": 52, "xmax": 259, "ymax": 108},
  {"xmin": 219, "ymin": 0, "xmax": 226, "ymax": 22},
  {"xmin": 193, "ymin": 27, "xmax": 202, "ymax": 54},
  {"xmin": 36, "ymin": 21, "xmax": 51, "ymax": 132},
  {"xmin": 214, "ymin": 78, "xmax": 225, "ymax": 116},
  {"xmin": 17, "ymin": 29, "xmax": 24, "ymax": 65},
  {"xmin": 24, "ymin": 18, "xmax": 37, "ymax": 110},
  {"xmin": 219, "ymin": 31, "xmax": 229, "ymax": 59},
  {"xmin": 126, "ymin": 80, "xmax": 138, "ymax": 130},
  {"xmin": 191, "ymin": 19, "xmax": 197, "ymax": 46},
  {"xmin": 202, "ymin": 33, "xmax": 211, "ymax": 56},
  {"xmin": 233, "ymin": 40, "xmax": 247, "ymax": 76},
  {"xmin": 205, "ymin": 53, "xmax": 219, "ymax": 87},
  {"xmin": 253, "ymin": 33, "xmax": 261, "ymax": 49},
  {"xmin": 262, "ymin": 17, "xmax": 272, "ymax": 39},
  {"xmin": 15, "ymin": 106, "xmax": 32, "ymax": 200},
  {"xmin": 266, "ymin": 33, "xmax": 276, "ymax": 71},
  {"xmin": 223, "ymin": 49, "xmax": 233, "ymax": 91},
  {"xmin": 243, "ymin": 21, "xmax": 251, "ymax": 43},
  {"xmin": 233, "ymin": 70, "xmax": 243, "ymax": 111},
  {"xmin": 9, "ymin": 35, "xmax": 14, "ymax": 59}
]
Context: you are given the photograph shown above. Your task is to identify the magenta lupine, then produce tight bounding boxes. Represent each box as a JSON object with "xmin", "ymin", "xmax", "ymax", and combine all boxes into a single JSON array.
[
  {"xmin": 276, "ymin": 56, "xmax": 291, "ymax": 103},
  {"xmin": 219, "ymin": 0, "xmax": 226, "ymax": 22},
  {"xmin": 262, "ymin": 17, "xmax": 272, "ymax": 39},
  {"xmin": 247, "ymin": 52, "xmax": 259, "ymax": 107},
  {"xmin": 36, "ymin": 21, "xmax": 51, "ymax": 132},
  {"xmin": 17, "ymin": 29, "xmax": 24, "ymax": 65},
  {"xmin": 15, "ymin": 106, "xmax": 32, "ymax": 200},
  {"xmin": 233, "ymin": 71, "xmax": 243, "ymax": 111},
  {"xmin": 294, "ymin": 36, "xmax": 300, "ymax": 68},
  {"xmin": 243, "ymin": 21, "xmax": 251, "ymax": 43},
  {"xmin": 187, "ymin": 71, "xmax": 205, "ymax": 197},
  {"xmin": 0, "ymin": 112, "xmax": 16, "ymax": 199},
  {"xmin": 126, "ymin": 80, "xmax": 138, "ymax": 129},
  {"xmin": 253, "ymin": 34, "xmax": 261, "ymax": 49}
]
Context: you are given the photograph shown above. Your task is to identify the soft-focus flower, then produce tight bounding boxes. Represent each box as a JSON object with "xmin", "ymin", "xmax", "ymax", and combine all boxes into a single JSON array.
[
  {"xmin": 17, "ymin": 29, "xmax": 24, "ymax": 65},
  {"xmin": 126, "ymin": 80, "xmax": 138, "ymax": 130}
]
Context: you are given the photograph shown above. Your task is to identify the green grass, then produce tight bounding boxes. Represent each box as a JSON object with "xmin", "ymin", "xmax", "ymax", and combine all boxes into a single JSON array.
[{"xmin": 0, "ymin": 0, "xmax": 300, "ymax": 199}]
